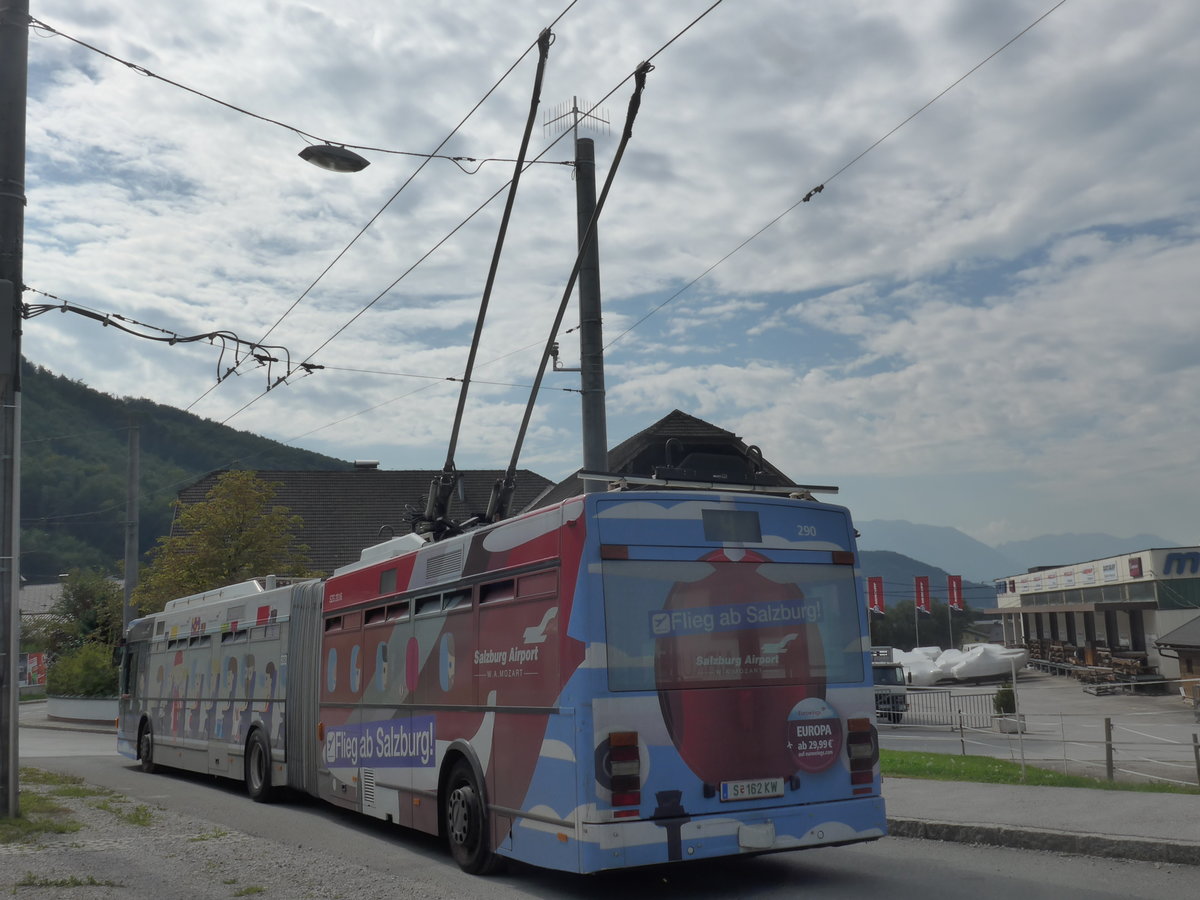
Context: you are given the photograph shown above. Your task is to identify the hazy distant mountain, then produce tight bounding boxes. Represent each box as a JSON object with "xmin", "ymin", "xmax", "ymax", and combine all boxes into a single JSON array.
[
  {"xmin": 996, "ymin": 533, "xmax": 1184, "ymax": 574},
  {"xmin": 856, "ymin": 519, "xmax": 1018, "ymax": 584},
  {"xmin": 857, "ymin": 519, "xmax": 1186, "ymax": 584}
]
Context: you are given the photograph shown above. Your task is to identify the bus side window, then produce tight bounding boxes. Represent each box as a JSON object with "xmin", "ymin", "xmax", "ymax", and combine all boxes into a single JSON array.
[
  {"xmin": 414, "ymin": 596, "xmax": 441, "ymax": 617},
  {"xmin": 379, "ymin": 568, "xmax": 398, "ymax": 595},
  {"xmin": 121, "ymin": 648, "xmax": 138, "ymax": 696},
  {"xmin": 480, "ymin": 580, "xmax": 515, "ymax": 604},
  {"xmin": 518, "ymin": 570, "xmax": 557, "ymax": 599},
  {"xmin": 443, "ymin": 589, "xmax": 472, "ymax": 612}
]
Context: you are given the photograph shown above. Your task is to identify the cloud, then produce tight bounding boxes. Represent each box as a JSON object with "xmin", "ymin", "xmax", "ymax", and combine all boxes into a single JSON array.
[{"xmin": 15, "ymin": 0, "xmax": 1200, "ymax": 544}]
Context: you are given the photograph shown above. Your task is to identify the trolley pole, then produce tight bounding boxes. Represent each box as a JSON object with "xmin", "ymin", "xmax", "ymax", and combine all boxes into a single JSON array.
[{"xmin": 0, "ymin": 0, "xmax": 29, "ymax": 819}]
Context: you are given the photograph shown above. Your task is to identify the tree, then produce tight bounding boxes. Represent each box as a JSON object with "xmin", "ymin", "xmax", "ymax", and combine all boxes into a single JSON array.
[
  {"xmin": 868, "ymin": 599, "xmax": 980, "ymax": 652},
  {"xmin": 132, "ymin": 470, "xmax": 312, "ymax": 613}
]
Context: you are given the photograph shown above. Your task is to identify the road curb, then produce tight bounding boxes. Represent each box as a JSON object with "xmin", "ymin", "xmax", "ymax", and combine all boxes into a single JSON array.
[
  {"xmin": 888, "ymin": 817, "xmax": 1200, "ymax": 867},
  {"xmin": 19, "ymin": 722, "xmax": 114, "ymax": 735}
]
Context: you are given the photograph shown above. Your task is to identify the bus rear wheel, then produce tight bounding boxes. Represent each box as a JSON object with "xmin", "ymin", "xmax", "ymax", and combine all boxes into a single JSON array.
[
  {"xmin": 444, "ymin": 760, "xmax": 501, "ymax": 875},
  {"xmin": 245, "ymin": 730, "xmax": 275, "ymax": 803},
  {"xmin": 138, "ymin": 722, "xmax": 156, "ymax": 774}
]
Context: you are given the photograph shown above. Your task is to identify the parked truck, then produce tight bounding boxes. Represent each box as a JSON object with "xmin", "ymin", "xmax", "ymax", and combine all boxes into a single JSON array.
[{"xmin": 871, "ymin": 646, "xmax": 908, "ymax": 723}]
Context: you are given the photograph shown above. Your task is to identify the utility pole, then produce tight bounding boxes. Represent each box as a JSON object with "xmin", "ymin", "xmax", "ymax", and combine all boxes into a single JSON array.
[
  {"xmin": 0, "ymin": 0, "xmax": 28, "ymax": 819},
  {"xmin": 545, "ymin": 98, "xmax": 609, "ymax": 489},
  {"xmin": 123, "ymin": 425, "xmax": 139, "ymax": 631},
  {"xmin": 575, "ymin": 137, "xmax": 607, "ymax": 489}
]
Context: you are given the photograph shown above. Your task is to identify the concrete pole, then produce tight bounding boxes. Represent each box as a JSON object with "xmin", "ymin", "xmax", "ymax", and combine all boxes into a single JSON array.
[
  {"xmin": 574, "ymin": 138, "xmax": 607, "ymax": 487},
  {"xmin": 0, "ymin": 0, "xmax": 28, "ymax": 818},
  {"xmin": 123, "ymin": 426, "xmax": 139, "ymax": 631}
]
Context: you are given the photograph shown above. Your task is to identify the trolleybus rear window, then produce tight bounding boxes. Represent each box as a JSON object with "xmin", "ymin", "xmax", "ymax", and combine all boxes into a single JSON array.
[{"xmin": 603, "ymin": 559, "xmax": 864, "ymax": 691}]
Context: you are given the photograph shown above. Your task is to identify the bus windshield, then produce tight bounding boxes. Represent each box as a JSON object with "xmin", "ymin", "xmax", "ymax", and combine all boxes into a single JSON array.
[{"xmin": 602, "ymin": 558, "xmax": 865, "ymax": 691}]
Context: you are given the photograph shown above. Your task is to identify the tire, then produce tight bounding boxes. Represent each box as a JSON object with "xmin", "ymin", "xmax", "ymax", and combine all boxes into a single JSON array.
[
  {"xmin": 138, "ymin": 722, "xmax": 156, "ymax": 774},
  {"xmin": 444, "ymin": 760, "xmax": 501, "ymax": 875},
  {"xmin": 245, "ymin": 729, "xmax": 275, "ymax": 803}
]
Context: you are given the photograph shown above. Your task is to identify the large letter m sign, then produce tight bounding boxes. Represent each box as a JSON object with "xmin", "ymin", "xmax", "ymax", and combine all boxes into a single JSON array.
[{"xmin": 1164, "ymin": 552, "xmax": 1200, "ymax": 575}]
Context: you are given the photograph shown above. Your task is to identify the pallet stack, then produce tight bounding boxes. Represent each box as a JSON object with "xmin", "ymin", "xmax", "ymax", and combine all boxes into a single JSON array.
[{"xmin": 1110, "ymin": 655, "xmax": 1151, "ymax": 677}]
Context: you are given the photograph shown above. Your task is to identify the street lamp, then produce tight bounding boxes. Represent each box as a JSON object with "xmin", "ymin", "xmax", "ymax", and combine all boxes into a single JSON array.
[{"xmin": 299, "ymin": 143, "xmax": 370, "ymax": 173}]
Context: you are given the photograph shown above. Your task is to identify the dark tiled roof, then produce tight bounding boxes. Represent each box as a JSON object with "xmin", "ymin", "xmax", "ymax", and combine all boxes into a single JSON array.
[
  {"xmin": 177, "ymin": 469, "xmax": 554, "ymax": 575},
  {"xmin": 1155, "ymin": 614, "xmax": 1200, "ymax": 651},
  {"xmin": 533, "ymin": 409, "xmax": 796, "ymax": 508}
]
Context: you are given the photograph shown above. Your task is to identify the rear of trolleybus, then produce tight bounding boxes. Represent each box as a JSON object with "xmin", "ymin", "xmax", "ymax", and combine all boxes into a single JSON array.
[{"xmin": 582, "ymin": 490, "xmax": 885, "ymax": 871}]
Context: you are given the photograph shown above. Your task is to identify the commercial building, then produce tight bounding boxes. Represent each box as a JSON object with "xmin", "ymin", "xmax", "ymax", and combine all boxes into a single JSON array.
[{"xmin": 991, "ymin": 547, "xmax": 1200, "ymax": 683}]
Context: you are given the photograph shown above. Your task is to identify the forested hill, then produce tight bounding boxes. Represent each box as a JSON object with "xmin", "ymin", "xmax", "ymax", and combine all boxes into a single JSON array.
[{"xmin": 20, "ymin": 361, "xmax": 349, "ymax": 582}]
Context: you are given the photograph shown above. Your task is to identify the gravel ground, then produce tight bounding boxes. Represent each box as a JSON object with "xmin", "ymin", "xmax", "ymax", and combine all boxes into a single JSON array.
[{"xmin": 1, "ymin": 773, "xmax": 470, "ymax": 900}]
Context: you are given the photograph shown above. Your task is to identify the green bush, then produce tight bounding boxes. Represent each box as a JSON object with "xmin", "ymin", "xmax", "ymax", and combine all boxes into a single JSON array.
[
  {"xmin": 47, "ymin": 644, "xmax": 118, "ymax": 697},
  {"xmin": 992, "ymin": 682, "xmax": 1016, "ymax": 715}
]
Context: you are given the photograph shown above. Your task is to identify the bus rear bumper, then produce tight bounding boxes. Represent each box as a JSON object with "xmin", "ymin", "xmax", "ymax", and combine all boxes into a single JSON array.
[{"xmin": 576, "ymin": 795, "xmax": 886, "ymax": 873}]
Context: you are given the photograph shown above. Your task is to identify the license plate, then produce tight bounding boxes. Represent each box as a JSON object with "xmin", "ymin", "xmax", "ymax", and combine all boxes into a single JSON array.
[{"xmin": 719, "ymin": 777, "xmax": 784, "ymax": 802}]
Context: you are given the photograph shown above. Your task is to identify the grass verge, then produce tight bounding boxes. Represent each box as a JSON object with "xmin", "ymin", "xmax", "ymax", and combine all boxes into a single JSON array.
[
  {"xmin": 0, "ymin": 791, "xmax": 82, "ymax": 843},
  {"xmin": 16, "ymin": 873, "xmax": 123, "ymax": 889},
  {"xmin": 881, "ymin": 749, "xmax": 1200, "ymax": 794}
]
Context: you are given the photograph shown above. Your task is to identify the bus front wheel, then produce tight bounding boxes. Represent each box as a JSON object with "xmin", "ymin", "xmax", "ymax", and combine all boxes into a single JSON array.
[
  {"xmin": 245, "ymin": 730, "xmax": 275, "ymax": 803},
  {"xmin": 138, "ymin": 722, "xmax": 156, "ymax": 774},
  {"xmin": 444, "ymin": 760, "xmax": 501, "ymax": 875}
]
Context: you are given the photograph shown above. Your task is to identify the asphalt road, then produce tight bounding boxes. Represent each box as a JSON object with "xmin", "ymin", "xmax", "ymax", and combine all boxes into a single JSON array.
[{"xmin": 13, "ymin": 723, "xmax": 1196, "ymax": 899}]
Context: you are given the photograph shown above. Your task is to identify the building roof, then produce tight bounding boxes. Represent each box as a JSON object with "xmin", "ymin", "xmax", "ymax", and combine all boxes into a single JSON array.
[
  {"xmin": 1155, "ymin": 614, "xmax": 1200, "ymax": 651},
  {"xmin": 532, "ymin": 409, "xmax": 797, "ymax": 508},
  {"xmin": 174, "ymin": 411, "xmax": 797, "ymax": 574},
  {"xmin": 18, "ymin": 582, "xmax": 63, "ymax": 615},
  {"xmin": 177, "ymin": 468, "xmax": 554, "ymax": 575}
]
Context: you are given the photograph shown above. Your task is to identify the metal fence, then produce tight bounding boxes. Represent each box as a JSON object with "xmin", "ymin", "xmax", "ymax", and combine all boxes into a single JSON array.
[
  {"xmin": 900, "ymin": 687, "xmax": 999, "ymax": 729},
  {"xmin": 879, "ymin": 675, "xmax": 1200, "ymax": 788}
]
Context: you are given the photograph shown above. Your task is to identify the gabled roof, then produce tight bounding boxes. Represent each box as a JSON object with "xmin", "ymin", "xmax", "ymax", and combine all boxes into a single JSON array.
[
  {"xmin": 1155, "ymin": 614, "xmax": 1200, "ymax": 651},
  {"xmin": 532, "ymin": 409, "xmax": 796, "ymax": 508},
  {"xmin": 18, "ymin": 582, "xmax": 64, "ymax": 615},
  {"xmin": 177, "ymin": 469, "xmax": 554, "ymax": 575}
]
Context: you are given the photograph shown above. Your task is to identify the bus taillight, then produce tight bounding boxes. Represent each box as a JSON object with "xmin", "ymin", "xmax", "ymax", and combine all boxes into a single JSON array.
[
  {"xmin": 607, "ymin": 731, "xmax": 641, "ymax": 812},
  {"xmin": 845, "ymin": 717, "xmax": 878, "ymax": 787}
]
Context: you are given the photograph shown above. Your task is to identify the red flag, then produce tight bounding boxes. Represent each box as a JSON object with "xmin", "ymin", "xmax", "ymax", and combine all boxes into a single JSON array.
[
  {"xmin": 914, "ymin": 576, "xmax": 931, "ymax": 614},
  {"xmin": 867, "ymin": 577, "xmax": 885, "ymax": 615},
  {"xmin": 947, "ymin": 575, "xmax": 963, "ymax": 611}
]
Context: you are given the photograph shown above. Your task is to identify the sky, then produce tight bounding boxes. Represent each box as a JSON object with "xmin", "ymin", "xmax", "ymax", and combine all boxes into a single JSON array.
[{"xmin": 12, "ymin": 0, "xmax": 1200, "ymax": 547}]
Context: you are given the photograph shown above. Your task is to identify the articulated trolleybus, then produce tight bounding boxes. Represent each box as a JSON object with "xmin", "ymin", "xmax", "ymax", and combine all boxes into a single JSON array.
[{"xmin": 118, "ymin": 482, "xmax": 885, "ymax": 874}]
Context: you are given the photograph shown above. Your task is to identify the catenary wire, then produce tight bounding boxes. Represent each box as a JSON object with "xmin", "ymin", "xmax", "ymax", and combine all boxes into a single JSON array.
[
  {"xmin": 604, "ymin": 0, "xmax": 1070, "ymax": 350},
  {"xmin": 221, "ymin": 1, "xmax": 727, "ymax": 426},
  {"xmin": 25, "ymin": 15, "xmax": 573, "ymax": 176},
  {"xmin": 184, "ymin": 0, "xmax": 583, "ymax": 412}
]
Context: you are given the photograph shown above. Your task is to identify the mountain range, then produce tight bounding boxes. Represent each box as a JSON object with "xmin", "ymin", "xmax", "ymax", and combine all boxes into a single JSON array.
[{"xmin": 856, "ymin": 519, "xmax": 1183, "ymax": 585}]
